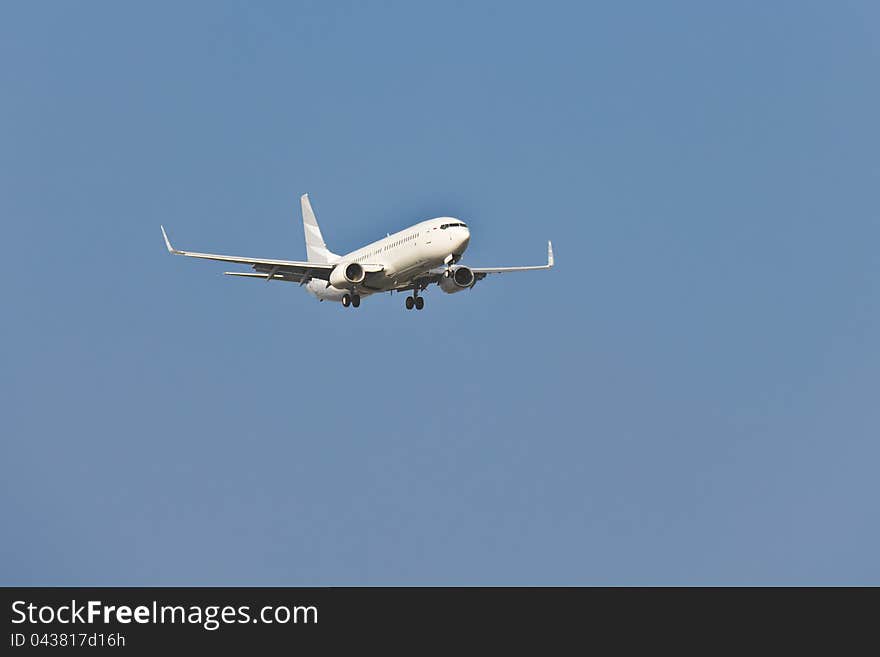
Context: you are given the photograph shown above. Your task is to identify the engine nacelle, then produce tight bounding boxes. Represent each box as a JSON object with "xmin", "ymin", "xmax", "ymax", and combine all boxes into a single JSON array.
[
  {"xmin": 439, "ymin": 265, "xmax": 475, "ymax": 294},
  {"xmin": 329, "ymin": 262, "xmax": 366, "ymax": 289}
]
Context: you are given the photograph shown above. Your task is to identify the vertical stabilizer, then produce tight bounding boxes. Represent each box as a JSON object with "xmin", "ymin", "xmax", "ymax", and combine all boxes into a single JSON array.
[{"xmin": 301, "ymin": 194, "xmax": 337, "ymax": 263}]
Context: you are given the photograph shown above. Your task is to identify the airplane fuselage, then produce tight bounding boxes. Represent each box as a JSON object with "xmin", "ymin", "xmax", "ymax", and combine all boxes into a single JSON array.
[{"xmin": 306, "ymin": 217, "xmax": 470, "ymax": 302}]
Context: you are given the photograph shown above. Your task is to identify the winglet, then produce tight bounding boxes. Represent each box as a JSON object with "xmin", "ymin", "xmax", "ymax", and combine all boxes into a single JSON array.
[
  {"xmin": 161, "ymin": 225, "xmax": 180, "ymax": 254},
  {"xmin": 547, "ymin": 240, "xmax": 554, "ymax": 268}
]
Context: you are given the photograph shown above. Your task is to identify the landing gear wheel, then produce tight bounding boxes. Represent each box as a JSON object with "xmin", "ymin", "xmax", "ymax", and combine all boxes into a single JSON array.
[
  {"xmin": 341, "ymin": 294, "xmax": 351, "ymax": 308},
  {"xmin": 405, "ymin": 296, "xmax": 415, "ymax": 310},
  {"xmin": 351, "ymin": 294, "xmax": 361, "ymax": 308},
  {"xmin": 415, "ymin": 297, "xmax": 424, "ymax": 310}
]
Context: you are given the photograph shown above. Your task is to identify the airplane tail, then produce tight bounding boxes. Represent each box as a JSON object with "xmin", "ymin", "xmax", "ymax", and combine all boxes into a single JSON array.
[{"xmin": 300, "ymin": 194, "xmax": 338, "ymax": 263}]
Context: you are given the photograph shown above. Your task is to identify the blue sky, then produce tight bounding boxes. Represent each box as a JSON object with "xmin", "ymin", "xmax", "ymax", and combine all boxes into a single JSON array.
[{"xmin": 2, "ymin": 1, "xmax": 878, "ymax": 584}]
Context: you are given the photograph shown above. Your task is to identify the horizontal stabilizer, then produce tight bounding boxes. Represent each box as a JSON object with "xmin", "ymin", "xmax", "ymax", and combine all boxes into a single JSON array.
[{"xmin": 224, "ymin": 271, "xmax": 302, "ymax": 283}]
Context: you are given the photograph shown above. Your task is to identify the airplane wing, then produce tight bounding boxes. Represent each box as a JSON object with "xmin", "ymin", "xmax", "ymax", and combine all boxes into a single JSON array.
[
  {"xmin": 161, "ymin": 226, "xmax": 336, "ymax": 281},
  {"xmin": 469, "ymin": 241, "xmax": 554, "ymax": 280},
  {"xmin": 400, "ymin": 241, "xmax": 554, "ymax": 292}
]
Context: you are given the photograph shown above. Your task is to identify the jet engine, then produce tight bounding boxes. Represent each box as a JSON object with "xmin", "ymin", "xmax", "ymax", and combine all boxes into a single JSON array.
[
  {"xmin": 438, "ymin": 265, "xmax": 475, "ymax": 294},
  {"xmin": 329, "ymin": 262, "xmax": 366, "ymax": 289}
]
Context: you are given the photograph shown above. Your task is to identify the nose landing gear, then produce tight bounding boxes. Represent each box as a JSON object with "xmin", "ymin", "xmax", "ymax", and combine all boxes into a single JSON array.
[{"xmin": 405, "ymin": 290, "xmax": 425, "ymax": 310}]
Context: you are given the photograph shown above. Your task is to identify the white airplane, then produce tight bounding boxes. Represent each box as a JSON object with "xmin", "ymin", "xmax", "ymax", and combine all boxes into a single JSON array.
[{"xmin": 161, "ymin": 194, "xmax": 553, "ymax": 310}]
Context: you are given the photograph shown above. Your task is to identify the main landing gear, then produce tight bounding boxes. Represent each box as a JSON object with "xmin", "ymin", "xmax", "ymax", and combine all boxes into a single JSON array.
[
  {"xmin": 341, "ymin": 293, "xmax": 361, "ymax": 308},
  {"xmin": 405, "ymin": 291, "xmax": 424, "ymax": 310}
]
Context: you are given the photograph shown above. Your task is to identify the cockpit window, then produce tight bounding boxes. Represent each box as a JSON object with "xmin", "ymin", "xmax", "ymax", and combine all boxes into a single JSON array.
[{"xmin": 440, "ymin": 222, "xmax": 468, "ymax": 229}]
